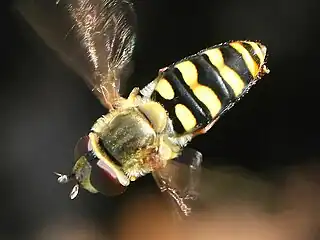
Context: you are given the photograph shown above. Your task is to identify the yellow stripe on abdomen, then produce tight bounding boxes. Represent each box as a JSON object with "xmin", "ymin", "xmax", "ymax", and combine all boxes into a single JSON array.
[
  {"xmin": 174, "ymin": 104, "xmax": 197, "ymax": 132},
  {"xmin": 155, "ymin": 78, "xmax": 175, "ymax": 100},
  {"xmin": 193, "ymin": 85, "xmax": 221, "ymax": 118},
  {"xmin": 175, "ymin": 61, "xmax": 198, "ymax": 87},
  {"xmin": 204, "ymin": 48, "xmax": 245, "ymax": 97},
  {"xmin": 244, "ymin": 41, "xmax": 264, "ymax": 67},
  {"xmin": 230, "ymin": 42, "xmax": 259, "ymax": 77},
  {"xmin": 175, "ymin": 60, "xmax": 222, "ymax": 119}
]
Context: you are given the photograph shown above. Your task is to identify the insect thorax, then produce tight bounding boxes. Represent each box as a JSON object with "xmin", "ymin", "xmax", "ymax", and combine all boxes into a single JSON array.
[{"xmin": 90, "ymin": 104, "xmax": 180, "ymax": 180}]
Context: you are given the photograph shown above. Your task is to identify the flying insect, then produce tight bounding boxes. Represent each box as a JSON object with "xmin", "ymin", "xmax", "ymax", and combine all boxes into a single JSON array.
[{"xmin": 16, "ymin": 0, "xmax": 269, "ymax": 217}]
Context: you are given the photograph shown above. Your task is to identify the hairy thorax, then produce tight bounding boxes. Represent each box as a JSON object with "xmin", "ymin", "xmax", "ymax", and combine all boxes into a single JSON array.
[{"xmin": 91, "ymin": 107, "xmax": 163, "ymax": 179}]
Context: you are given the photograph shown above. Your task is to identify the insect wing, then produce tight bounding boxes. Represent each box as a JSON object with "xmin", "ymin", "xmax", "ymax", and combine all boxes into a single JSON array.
[
  {"xmin": 15, "ymin": 0, "xmax": 136, "ymax": 109},
  {"xmin": 152, "ymin": 148, "xmax": 203, "ymax": 218}
]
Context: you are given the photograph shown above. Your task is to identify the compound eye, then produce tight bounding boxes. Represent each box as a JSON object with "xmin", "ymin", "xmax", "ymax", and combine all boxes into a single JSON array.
[
  {"xmin": 90, "ymin": 160, "xmax": 127, "ymax": 196},
  {"xmin": 73, "ymin": 135, "xmax": 127, "ymax": 196},
  {"xmin": 74, "ymin": 135, "xmax": 91, "ymax": 161}
]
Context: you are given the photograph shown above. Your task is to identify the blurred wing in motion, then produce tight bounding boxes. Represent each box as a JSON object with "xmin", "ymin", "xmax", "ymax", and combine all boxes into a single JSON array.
[
  {"xmin": 15, "ymin": 0, "xmax": 136, "ymax": 109},
  {"xmin": 152, "ymin": 148, "xmax": 203, "ymax": 218}
]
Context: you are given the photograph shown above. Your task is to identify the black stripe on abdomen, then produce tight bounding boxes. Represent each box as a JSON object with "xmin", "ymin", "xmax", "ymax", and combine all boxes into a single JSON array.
[
  {"xmin": 220, "ymin": 45, "xmax": 254, "ymax": 84},
  {"xmin": 241, "ymin": 42, "xmax": 261, "ymax": 66},
  {"xmin": 189, "ymin": 55, "xmax": 236, "ymax": 110}
]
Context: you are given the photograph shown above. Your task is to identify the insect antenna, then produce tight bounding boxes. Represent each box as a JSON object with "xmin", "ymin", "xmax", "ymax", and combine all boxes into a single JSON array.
[{"xmin": 53, "ymin": 172, "xmax": 80, "ymax": 199}]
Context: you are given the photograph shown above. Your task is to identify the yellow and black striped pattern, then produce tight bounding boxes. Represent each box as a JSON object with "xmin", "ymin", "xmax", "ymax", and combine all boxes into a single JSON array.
[
  {"xmin": 153, "ymin": 40, "xmax": 268, "ymax": 135},
  {"xmin": 175, "ymin": 61, "xmax": 222, "ymax": 119}
]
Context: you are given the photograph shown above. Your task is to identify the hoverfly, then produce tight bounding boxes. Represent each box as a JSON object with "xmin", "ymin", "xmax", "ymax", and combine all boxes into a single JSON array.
[{"xmin": 16, "ymin": 0, "xmax": 269, "ymax": 217}]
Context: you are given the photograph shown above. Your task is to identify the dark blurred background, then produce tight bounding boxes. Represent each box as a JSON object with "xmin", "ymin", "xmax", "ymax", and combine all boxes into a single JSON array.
[{"xmin": 3, "ymin": 0, "xmax": 320, "ymax": 239}]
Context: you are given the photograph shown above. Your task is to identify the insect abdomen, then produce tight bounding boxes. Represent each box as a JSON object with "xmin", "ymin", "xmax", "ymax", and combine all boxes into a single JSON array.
[{"xmin": 152, "ymin": 41, "xmax": 268, "ymax": 135}]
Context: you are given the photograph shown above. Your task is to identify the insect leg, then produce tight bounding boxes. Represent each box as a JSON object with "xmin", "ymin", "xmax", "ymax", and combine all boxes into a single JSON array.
[{"xmin": 100, "ymin": 85, "xmax": 115, "ymax": 110}]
